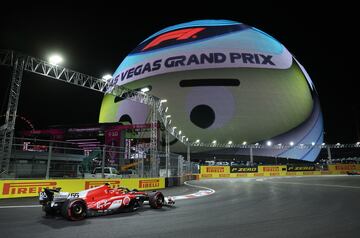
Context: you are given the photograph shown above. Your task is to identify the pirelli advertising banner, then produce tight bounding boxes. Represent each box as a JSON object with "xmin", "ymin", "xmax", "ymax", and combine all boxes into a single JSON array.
[
  {"xmin": 258, "ymin": 165, "xmax": 287, "ymax": 173},
  {"xmin": 287, "ymin": 165, "xmax": 315, "ymax": 171},
  {"xmin": 201, "ymin": 166, "xmax": 230, "ymax": 174},
  {"xmin": 230, "ymin": 166, "xmax": 258, "ymax": 173},
  {"xmin": 200, "ymin": 166, "xmax": 230, "ymax": 178},
  {"xmin": 328, "ymin": 164, "xmax": 360, "ymax": 172},
  {"xmin": 0, "ymin": 178, "xmax": 165, "ymax": 199}
]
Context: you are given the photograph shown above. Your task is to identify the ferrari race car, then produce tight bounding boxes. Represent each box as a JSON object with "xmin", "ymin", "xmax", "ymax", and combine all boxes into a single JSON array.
[
  {"xmin": 39, "ymin": 183, "xmax": 175, "ymax": 220},
  {"xmin": 346, "ymin": 170, "xmax": 360, "ymax": 175}
]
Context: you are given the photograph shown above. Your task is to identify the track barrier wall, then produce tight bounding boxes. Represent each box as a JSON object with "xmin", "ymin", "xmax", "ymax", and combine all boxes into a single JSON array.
[
  {"xmin": 199, "ymin": 164, "xmax": 360, "ymax": 179},
  {"xmin": 0, "ymin": 177, "xmax": 165, "ymax": 199},
  {"xmin": 165, "ymin": 174, "xmax": 199, "ymax": 187},
  {"xmin": 328, "ymin": 164, "xmax": 360, "ymax": 171}
]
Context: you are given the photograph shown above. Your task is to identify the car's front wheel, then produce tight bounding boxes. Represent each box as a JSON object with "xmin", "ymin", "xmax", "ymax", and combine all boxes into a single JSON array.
[{"xmin": 149, "ymin": 192, "xmax": 164, "ymax": 209}]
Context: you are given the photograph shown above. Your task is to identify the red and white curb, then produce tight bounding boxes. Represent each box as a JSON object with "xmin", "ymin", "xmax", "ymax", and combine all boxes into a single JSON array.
[{"xmin": 173, "ymin": 181, "xmax": 215, "ymax": 200}]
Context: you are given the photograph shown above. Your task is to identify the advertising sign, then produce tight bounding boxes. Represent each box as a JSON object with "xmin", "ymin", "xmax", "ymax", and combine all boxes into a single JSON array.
[
  {"xmin": 0, "ymin": 178, "xmax": 165, "ymax": 199},
  {"xmin": 230, "ymin": 166, "xmax": 258, "ymax": 173},
  {"xmin": 287, "ymin": 165, "xmax": 315, "ymax": 171}
]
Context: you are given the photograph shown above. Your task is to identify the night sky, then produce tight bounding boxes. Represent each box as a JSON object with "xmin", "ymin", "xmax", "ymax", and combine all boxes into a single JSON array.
[{"xmin": 0, "ymin": 3, "xmax": 358, "ymax": 143}]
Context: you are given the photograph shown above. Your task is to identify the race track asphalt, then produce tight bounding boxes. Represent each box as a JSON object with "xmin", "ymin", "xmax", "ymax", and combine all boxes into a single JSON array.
[{"xmin": 1, "ymin": 175, "xmax": 360, "ymax": 238}]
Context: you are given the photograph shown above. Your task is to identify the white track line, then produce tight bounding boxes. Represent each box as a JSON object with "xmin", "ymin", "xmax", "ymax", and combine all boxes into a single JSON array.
[
  {"xmin": 0, "ymin": 205, "xmax": 41, "ymax": 209},
  {"xmin": 173, "ymin": 181, "xmax": 215, "ymax": 200},
  {"xmin": 183, "ymin": 181, "xmax": 216, "ymax": 192},
  {"xmin": 265, "ymin": 181, "xmax": 360, "ymax": 189}
]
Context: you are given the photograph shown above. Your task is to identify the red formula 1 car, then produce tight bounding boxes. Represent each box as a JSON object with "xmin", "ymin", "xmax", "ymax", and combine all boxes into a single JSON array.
[
  {"xmin": 39, "ymin": 183, "xmax": 175, "ymax": 220},
  {"xmin": 347, "ymin": 170, "xmax": 360, "ymax": 175}
]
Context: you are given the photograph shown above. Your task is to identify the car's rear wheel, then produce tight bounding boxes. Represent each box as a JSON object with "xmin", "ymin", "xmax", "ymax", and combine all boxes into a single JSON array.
[
  {"xmin": 43, "ymin": 203, "xmax": 56, "ymax": 216},
  {"xmin": 61, "ymin": 199, "xmax": 87, "ymax": 221},
  {"xmin": 149, "ymin": 192, "xmax": 164, "ymax": 209},
  {"xmin": 123, "ymin": 199, "xmax": 141, "ymax": 212}
]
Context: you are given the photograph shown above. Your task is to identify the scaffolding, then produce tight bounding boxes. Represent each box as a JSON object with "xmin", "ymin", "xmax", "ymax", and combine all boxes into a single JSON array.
[{"xmin": 0, "ymin": 50, "xmax": 182, "ymax": 173}]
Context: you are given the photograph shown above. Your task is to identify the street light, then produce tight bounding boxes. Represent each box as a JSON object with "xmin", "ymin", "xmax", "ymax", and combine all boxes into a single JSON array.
[
  {"xmin": 48, "ymin": 54, "xmax": 63, "ymax": 65},
  {"xmin": 140, "ymin": 87, "xmax": 150, "ymax": 93},
  {"xmin": 102, "ymin": 74, "xmax": 112, "ymax": 81}
]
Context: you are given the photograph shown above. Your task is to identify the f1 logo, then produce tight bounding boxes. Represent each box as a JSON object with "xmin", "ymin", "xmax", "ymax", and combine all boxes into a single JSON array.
[{"xmin": 142, "ymin": 28, "xmax": 205, "ymax": 51}]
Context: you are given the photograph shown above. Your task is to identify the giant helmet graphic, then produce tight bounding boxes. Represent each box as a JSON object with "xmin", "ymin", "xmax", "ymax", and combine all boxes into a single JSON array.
[{"xmin": 100, "ymin": 20, "xmax": 323, "ymax": 161}]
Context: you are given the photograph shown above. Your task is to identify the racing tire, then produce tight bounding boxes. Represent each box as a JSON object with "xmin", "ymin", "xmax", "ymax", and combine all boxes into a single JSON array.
[
  {"xmin": 123, "ymin": 199, "xmax": 140, "ymax": 212},
  {"xmin": 148, "ymin": 192, "xmax": 164, "ymax": 209},
  {"xmin": 61, "ymin": 199, "xmax": 87, "ymax": 221},
  {"xmin": 43, "ymin": 203, "xmax": 56, "ymax": 216}
]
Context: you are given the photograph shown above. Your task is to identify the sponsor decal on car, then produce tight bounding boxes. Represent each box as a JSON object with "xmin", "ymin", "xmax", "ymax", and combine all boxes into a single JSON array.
[{"xmin": 96, "ymin": 199, "xmax": 112, "ymax": 209}]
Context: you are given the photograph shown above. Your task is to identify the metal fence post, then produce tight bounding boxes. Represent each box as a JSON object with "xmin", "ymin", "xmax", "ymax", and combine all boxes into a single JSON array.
[
  {"xmin": 165, "ymin": 132, "xmax": 170, "ymax": 177},
  {"xmin": 140, "ymin": 158, "xmax": 144, "ymax": 178},
  {"xmin": 178, "ymin": 156, "xmax": 182, "ymax": 176},
  {"xmin": 187, "ymin": 144, "xmax": 191, "ymax": 175},
  {"xmin": 102, "ymin": 146, "xmax": 106, "ymax": 178},
  {"xmin": 250, "ymin": 146, "xmax": 253, "ymax": 165},
  {"xmin": 45, "ymin": 144, "xmax": 52, "ymax": 179},
  {"xmin": 327, "ymin": 146, "xmax": 332, "ymax": 164}
]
